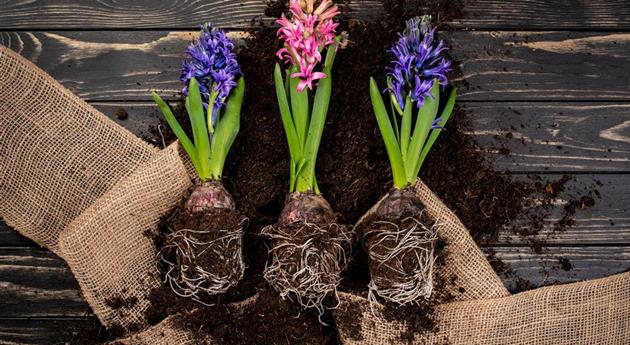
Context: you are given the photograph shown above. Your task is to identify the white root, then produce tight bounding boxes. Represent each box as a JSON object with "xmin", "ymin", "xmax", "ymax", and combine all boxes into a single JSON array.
[
  {"xmin": 158, "ymin": 219, "xmax": 247, "ymax": 305},
  {"xmin": 262, "ymin": 222, "xmax": 353, "ymax": 318},
  {"xmin": 364, "ymin": 212, "xmax": 439, "ymax": 306}
]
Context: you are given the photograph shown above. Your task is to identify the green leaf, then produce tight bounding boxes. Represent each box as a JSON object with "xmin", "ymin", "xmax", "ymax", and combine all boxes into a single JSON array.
[
  {"xmin": 274, "ymin": 64, "xmax": 302, "ymax": 164},
  {"xmin": 297, "ymin": 46, "xmax": 337, "ymax": 192},
  {"xmin": 400, "ymin": 96, "xmax": 412, "ymax": 163},
  {"xmin": 185, "ymin": 78, "xmax": 212, "ymax": 180},
  {"xmin": 406, "ymin": 80, "xmax": 439, "ymax": 185},
  {"xmin": 208, "ymin": 77, "xmax": 244, "ymax": 179},
  {"xmin": 206, "ymin": 88, "xmax": 219, "ymax": 134},
  {"xmin": 389, "ymin": 96, "xmax": 400, "ymax": 143},
  {"xmin": 417, "ymin": 88, "xmax": 456, "ymax": 174},
  {"xmin": 152, "ymin": 91, "xmax": 202, "ymax": 175},
  {"xmin": 369, "ymin": 78, "xmax": 407, "ymax": 189},
  {"xmin": 290, "ymin": 65, "xmax": 309, "ymax": 147},
  {"xmin": 324, "ymin": 38, "xmax": 339, "ymax": 69},
  {"xmin": 390, "ymin": 92, "xmax": 404, "ymax": 115}
]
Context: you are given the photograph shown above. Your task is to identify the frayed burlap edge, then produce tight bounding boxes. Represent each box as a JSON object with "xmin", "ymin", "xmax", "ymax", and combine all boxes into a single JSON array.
[
  {"xmin": 335, "ymin": 272, "xmax": 630, "ymax": 345},
  {"xmin": 356, "ymin": 178, "xmax": 509, "ymax": 302}
]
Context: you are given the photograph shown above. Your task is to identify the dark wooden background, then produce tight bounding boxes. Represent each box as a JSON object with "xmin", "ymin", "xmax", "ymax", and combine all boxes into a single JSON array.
[{"xmin": 0, "ymin": 1, "xmax": 629, "ymax": 343}]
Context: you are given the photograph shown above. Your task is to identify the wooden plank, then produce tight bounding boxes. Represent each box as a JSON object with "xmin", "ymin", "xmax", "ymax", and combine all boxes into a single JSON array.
[
  {"xmin": 1, "ymin": 171, "xmax": 628, "ymax": 249},
  {"xmin": 499, "ymin": 174, "xmax": 629, "ymax": 246},
  {"xmin": 0, "ymin": 245, "xmax": 626, "ymax": 319},
  {"xmin": 468, "ymin": 102, "xmax": 630, "ymax": 172},
  {"xmin": 0, "ymin": 247, "xmax": 89, "ymax": 318},
  {"xmin": 0, "ymin": 0, "xmax": 381, "ymax": 30},
  {"xmin": 1, "ymin": 1, "xmax": 629, "ymax": 31},
  {"xmin": 3, "ymin": 30, "xmax": 629, "ymax": 101},
  {"xmin": 494, "ymin": 246, "xmax": 630, "ymax": 291},
  {"xmin": 0, "ymin": 221, "xmax": 35, "ymax": 247},
  {"xmin": 0, "ymin": 318, "xmax": 104, "ymax": 345},
  {"xmin": 455, "ymin": 0, "xmax": 630, "ymax": 30},
  {"xmin": 450, "ymin": 31, "xmax": 630, "ymax": 101},
  {"xmin": 0, "ymin": 31, "xmax": 194, "ymax": 101}
]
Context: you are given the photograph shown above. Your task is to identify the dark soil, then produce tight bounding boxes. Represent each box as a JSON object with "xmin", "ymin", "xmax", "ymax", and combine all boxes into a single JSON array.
[
  {"xmin": 144, "ymin": 186, "xmax": 247, "ymax": 312},
  {"xmin": 335, "ymin": 238, "xmax": 455, "ymax": 344},
  {"xmin": 81, "ymin": 0, "xmax": 599, "ymax": 343},
  {"xmin": 180, "ymin": 288, "xmax": 336, "ymax": 345},
  {"xmin": 114, "ymin": 107, "xmax": 128, "ymax": 120}
]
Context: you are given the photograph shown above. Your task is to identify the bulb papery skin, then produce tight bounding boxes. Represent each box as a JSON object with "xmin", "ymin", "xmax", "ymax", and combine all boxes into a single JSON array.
[
  {"xmin": 185, "ymin": 181, "xmax": 236, "ymax": 214},
  {"xmin": 278, "ymin": 192, "xmax": 336, "ymax": 226}
]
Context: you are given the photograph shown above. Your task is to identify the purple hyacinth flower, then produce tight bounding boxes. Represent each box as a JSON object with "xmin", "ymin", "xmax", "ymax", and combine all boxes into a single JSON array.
[
  {"xmin": 180, "ymin": 23, "xmax": 241, "ymax": 126},
  {"xmin": 386, "ymin": 16, "xmax": 452, "ymax": 110}
]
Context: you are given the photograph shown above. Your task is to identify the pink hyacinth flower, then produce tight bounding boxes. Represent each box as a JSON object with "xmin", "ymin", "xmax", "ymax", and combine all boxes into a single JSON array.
[
  {"xmin": 291, "ymin": 63, "xmax": 327, "ymax": 92},
  {"xmin": 276, "ymin": 0, "xmax": 339, "ymax": 92}
]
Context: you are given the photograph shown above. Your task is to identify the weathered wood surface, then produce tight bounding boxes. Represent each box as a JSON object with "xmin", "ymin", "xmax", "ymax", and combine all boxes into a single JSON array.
[
  {"xmin": 0, "ymin": 245, "xmax": 626, "ymax": 319},
  {"xmin": 451, "ymin": 31, "xmax": 630, "ymax": 101},
  {"xmin": 0, "ymin": 0, "xmax": 380, "ymax": 29},
  {"xmin": 0, "ymin": 318, "xmax": 103, "ymax": 345},
  {"xmin": 495, "ymin": 245, "xmax": 629, "ymax": 290},
  {"xmin": 467, "ymin": 102, "xmax": 630, "ymax": 172},
  {"xmin": 1, "ymin": 1, "xmax": 630, "ymax": 30},
  {"xmin": 86, "ymin": 102, "xmax": 630, "ymax": 173},
  {"xmin": 455, "ymin": 0, "xmax": 630, "ymax": 30},
  {"xmin": 1, "ymin": 171, "xmax": 627, "ymax": 247},
  {"xmin": 0, "ymin": 248, "xmax": 88, "ymax": 318},
  {"xmin": 3, "ymin": 31, "xmax": 630, "ymax": 101}
]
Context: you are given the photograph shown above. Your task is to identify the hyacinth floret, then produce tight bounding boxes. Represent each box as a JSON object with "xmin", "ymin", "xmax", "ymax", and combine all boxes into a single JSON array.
[
  {"xmin": 181, "ymin": 23, "xmax": 241, "ymax": 126},
  {"xmin": 387, "ymin": 16, "xmax": 452, "ymax": 111},
  {"xmin": 276, "ymin": 0, "xmax": 340, "ymax": 92}
]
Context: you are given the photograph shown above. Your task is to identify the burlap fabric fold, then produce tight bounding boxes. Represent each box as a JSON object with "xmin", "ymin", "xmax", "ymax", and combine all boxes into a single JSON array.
[
  {"xmin": 0, "ymin": 45, "xmax": 157, "ymax": 257},
  {"xmin": 356, "ymin": 179, "xmax": 509, "ymax": 301},
  {"xmin": 105, "ymin": 314, "xmax": 210, "ymax": 345},
  {"xmin": 60, "ymin": 143, "xmax": 192, "ymax": 331},
  {"xmin": 335, "ymin": 272, "xmax": 630, "ymax": 345}
]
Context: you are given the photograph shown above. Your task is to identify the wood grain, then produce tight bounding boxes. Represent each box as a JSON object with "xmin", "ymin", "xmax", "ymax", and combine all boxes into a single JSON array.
[
  {"xmin": 0, "ymin": 318, "xmax": 102, "ymax": 345},
  {"xmin": 0, "ymin": 248, "xmax": 88, "ymax": 318},
  {"xmin": 1, "ymin": 174, "xmax": 627, "ymax": 249},
  {"xmin": 450, "ymin": 31, "xmax": 630, "ymax": 101},
  {"xmin": 455, "ymin": 0, "xmax": 630, "ymax": 30},
  {"xmin": 494, "ymin": 245, "xmax": 630, "ymax": 291},
  {"xmin": 3, "ymin": 30, "xmax": 629, "ymax": 101},
  {"xmin": 468, "ymin": 102, "xmax": 630, "ymax": 172},
  {"xmin": 498, "ymin": 174, "xmax": 629, "ymax": 245},
  {"xmin": 0, "ymin": 0, "xmax": 380, "ymax": 30},
  {"xmin": 1, "ymin": 1, "xmax": 629, "ymax": 30},
  {"xmin": 0, "ymin": 245, "xmax": 626, "ymax": 319}
]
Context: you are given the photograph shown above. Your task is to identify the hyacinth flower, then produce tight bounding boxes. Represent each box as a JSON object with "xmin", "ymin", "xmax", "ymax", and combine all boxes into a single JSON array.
[
  {"xmin": 359, "ymin": 16, "xmax": 456, "ymax": 306},
  {"xmin": 262, "ymin": 0, "xmax": 353, "ymax": 315},
  {"xmin": 151, "ymin": 23, "xmax": 245, "ymax": 303}
]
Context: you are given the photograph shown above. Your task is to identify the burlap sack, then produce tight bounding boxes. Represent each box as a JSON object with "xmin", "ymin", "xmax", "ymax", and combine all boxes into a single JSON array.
[
  {"xmin": 60, "ymin": 143, "xmax": 192, "ymax": 331},
  {"xmin": 105, "ymin": 314, "xmax": 209, "ymax": 345},
  {"xmin": 357, "ymin": 179, "xmax": 509, "ymax": 301},
  {"xmin": 335, "ymin": 272, "xmax": 630, "ymax": 345},
  {"xmin": 0, "ymin": 45, "xmax": 157, "ymax": 257},
  {"xmin": 0, "ymin": 45, "xmax": 195, "ymax": 342}
]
